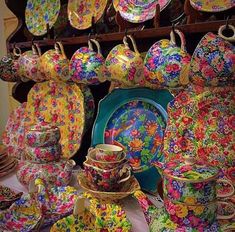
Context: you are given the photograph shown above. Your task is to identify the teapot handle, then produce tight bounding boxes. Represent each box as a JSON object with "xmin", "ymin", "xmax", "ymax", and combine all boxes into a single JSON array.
[
  {"xmin": 13, "ymin": 46, "xmax": 22, "ymax": 57},
  {"xmin": 170, "ymin": 29, "xmax": 187, "ymax": 52},
  {"xmin": 217, "ymin": 201, "xmax": 235, "ymax": 220},
  {"xmin": 55, "ymin": 42, "xmax": 67, "ymax": 59},
  {"xmin": 88, "ymin": 39, "xmax": 102, "ymax": 55},
  {"xmin": 133, "ymin": 190, "xmax": 158, "ymax": 225},
  {"xmin": 218, "ymin": 24, "xmax": 235, "ymax": 42},
  {"xmin": 123, "ymin": 35, "xmax": 140, "ymax": 54},
  {"xmin": 217, "ymin": 178, "xmax": 234, "ymax": 198}
]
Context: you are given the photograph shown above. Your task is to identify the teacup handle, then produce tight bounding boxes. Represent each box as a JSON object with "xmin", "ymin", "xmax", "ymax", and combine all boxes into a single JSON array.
[
  {"xmin": 32, "ymin": 43, "xmax": 42, "ymax": 56},
  {"xmin": 170, "ymin": 29, "xmax": 187, "ymax": 52},
  {"xmin": 123, "ymin": 35, "xmax": 140, "ymax": 54},
  {"xmin": 55, "ymin": 42, "xmax": 67, "ymax": 58},
  {"xmin": 217, "ymin": 201, "xmax": 235, "ymax": 220},
  {"xmin": 218, "ymin": 24, "xmax": 235, "ymax": 42},
  {"xmin": 13, "ymin": 46, "xmax": 22, "ymax": 57},
  {"xmin": 217, "ymin": 178, "xmax": 234, "ymax": 198},
  {"xmin": 117, "ymin": 166, "xmax": 131, "ymax": 184},
  {"xmin": 88, "ymin": 39, "xmax": 102, "ymax": 55}
]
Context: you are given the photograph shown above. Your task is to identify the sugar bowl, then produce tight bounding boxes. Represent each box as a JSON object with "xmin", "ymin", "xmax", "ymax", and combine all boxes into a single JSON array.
[{"xmin": 153, "ymin": 156, "xmax": 235, "ymax": 227}]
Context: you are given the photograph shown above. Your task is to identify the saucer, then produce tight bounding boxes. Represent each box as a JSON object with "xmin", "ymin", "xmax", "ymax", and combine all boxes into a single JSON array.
[{"xmin": 78, "ymin": 173, "xmax": 140, "ymax": 201}]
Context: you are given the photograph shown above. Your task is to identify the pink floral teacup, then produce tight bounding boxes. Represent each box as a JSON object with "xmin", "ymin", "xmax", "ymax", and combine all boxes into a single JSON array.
[
  {"xmin": 189, "ymin": 27, "xmax": 235, "ymax": 87},
  {"xmin": 39, "ymin": 42, "xmax": 70, "ymax": 81},
  {"xmin": 105, "ymin": 35, "xmax": 145, "ymax": 86},
  {"xmin": 69, "ymin": 39, "xmax": 105, "ymax": 85},
  {"xmin": 17, "ymin": 43, "xmax": 45, "ymax": 82},
  {"xmin": 144, "ymin": 29, "xmax": 191, "ymax": 88}
]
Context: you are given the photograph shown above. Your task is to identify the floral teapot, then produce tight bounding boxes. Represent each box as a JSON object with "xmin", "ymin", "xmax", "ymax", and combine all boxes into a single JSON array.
[
  {"xmin": 16, "ymin": 159, "xmax": 76, "ymax": 188},
  {"xmin": 133, "ymin": 156, "xmax": 235, "ymax": 231}
]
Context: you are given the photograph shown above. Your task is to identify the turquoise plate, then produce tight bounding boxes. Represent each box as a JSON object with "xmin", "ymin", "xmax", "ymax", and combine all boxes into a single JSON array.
[{"xmin": 92, "ymin": 88, "xmax": 173, "ymax": 193}]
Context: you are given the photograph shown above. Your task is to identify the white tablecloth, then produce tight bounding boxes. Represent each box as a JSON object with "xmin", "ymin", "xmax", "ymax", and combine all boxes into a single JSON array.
[{"xmin": 0, "ymin": 170, "xmax": 163, "ymax": 232}]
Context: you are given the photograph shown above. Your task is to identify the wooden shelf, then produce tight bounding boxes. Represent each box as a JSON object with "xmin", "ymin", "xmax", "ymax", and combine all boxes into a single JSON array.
[{"xmin": 8, "ymin": 19, "xmax": 235, "ymax": 50}]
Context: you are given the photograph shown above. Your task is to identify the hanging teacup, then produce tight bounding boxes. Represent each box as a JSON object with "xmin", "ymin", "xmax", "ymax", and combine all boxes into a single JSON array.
[
  {"xmin": 105, "ymin": 35, "xmax": 144, "ymax": 86},
  {"xmin": 69, "ymin": 39, "xmax": 105, "ymax": 85},
  {"xmin": 144, "ymin": 29, "xmax": 191, "ymax": 88},
  {"xmin": 39, "ymin": 42, "xmax": 70, "ymax": 81},
  {"xmin": 189, "ymin": 25, "xmax": 235, "ymax": 87},
  {"xmin": 17, "ymin": 43, "xmax": 45, "ymax": 82},
  {"xmin": 0, "ymin": 47, "xmax": 21, "ymax": 82}
]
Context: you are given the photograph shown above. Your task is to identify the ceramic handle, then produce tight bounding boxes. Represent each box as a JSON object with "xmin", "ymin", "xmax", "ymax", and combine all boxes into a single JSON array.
[
  {"xmin": 64, "ymin": 159, "xmax": 76, "ymax": 171},
  {"xmin": 32, "ymin": 43, "xmax": 42, "ymax": 56},
  {"xmin": 123, "ymin": 35, "xmax": 140, "ymax": 54},
  {"xmin": 117, "ymin": 166, "xmax": 131, "ymax": 184},
  {"xmin": 218, "ymin": 24, "xmax": 235, "ymax": 42},
  {"xmin": 89, "ymin": 39, "xmax": 102, "ymax": 55},
  {"xmin": 217, "ymin": 178, "xmax": 234, "ymax": 198},
  {"xmin": 170, "ymin": 29, "xmax": 187, "ymax": 52},
  {"xmin": 55, "ymin": 42, "xmax": 67, "ymax": 58},
  {"xmin": 217, "ymin": 201, "xmax": 235, "ymax": 220},
  {"xmin": 13, "ymin": 46, "xmax": 21, "ymax": 57}
]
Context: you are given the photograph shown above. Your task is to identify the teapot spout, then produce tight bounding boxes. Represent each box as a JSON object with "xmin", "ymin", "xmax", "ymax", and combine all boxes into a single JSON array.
[{"xmin": 133, "ymin": 190, "xmax": 158, "ymax": 225}]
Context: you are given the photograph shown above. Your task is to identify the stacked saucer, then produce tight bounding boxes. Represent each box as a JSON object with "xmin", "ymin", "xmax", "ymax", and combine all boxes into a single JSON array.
[{"xmin": 0, "ymin": 145, "xmax": 17, "ymax": 177}]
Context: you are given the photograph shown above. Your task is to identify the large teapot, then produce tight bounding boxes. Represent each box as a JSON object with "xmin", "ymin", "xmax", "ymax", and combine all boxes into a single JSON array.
[
  {"xmin": 16, "ymin": 159, "xmax": 76, "ymax": 188},
  {"xmin": 133, "ymin": 156, "xmax": 235, "ymax": 231}
]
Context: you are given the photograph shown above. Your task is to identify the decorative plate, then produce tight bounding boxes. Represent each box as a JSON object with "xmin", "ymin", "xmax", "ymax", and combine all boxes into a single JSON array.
[
  {"xmin": 190, "ymin": 0, "xmax": 235, "ymax": 12},
  {"xmin": 92, "ymin": 88, "xmax": 173, "ymax": 192},
  {"xmin": 25, "ymin": 0, "xmax": 60, "ymax": 36},
  {"xmin": 68, "ymin": 0, "xmax": 108, "ymax": 30},
  {"xmin": 25, "ymin": 81, "xmax": 85, "ymax": 159},
  {"xmin": 78, "ymin": 172, "xmax": 140, "ymax": 201},
  {"xmin": 50, "ymin": 192, "xmax": 132, "ymax": 232},
  {"xmin": 163, "ymin": 85, "xmax": 234, "ymax": 168},
  {"xmin": 118, "ymin": 0, "xmax": 171, "ymax": 23},
  {"xmin": 79, "ymin": 84, "xmax": 95, "ymax": 132},
  {"xmin": 2, "ymin": 102, "xmax": 27, "ymax": 159},
  {"xmin": 0, "ymin": 185, "xmax": 23, "ymax": 210},
  {"xmin": 0, "ymin": 193, "xmax": 43, "ymax": 232}
]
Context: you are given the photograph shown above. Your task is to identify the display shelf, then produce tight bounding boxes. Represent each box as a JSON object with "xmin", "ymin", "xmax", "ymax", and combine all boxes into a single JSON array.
[{"xmin": 7, "ymin": 19, "xmax": 235, "ymax": 50}]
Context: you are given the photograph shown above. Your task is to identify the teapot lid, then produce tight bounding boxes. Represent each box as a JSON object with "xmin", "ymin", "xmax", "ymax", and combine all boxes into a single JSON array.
[{"xmin": 162, "ymin": 156, "xmax": 219, "ymax": 183}]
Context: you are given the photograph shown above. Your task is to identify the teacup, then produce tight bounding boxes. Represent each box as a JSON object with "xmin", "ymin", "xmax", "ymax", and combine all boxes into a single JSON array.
[
  {"xmin": 83, "ymin": 159, "xmax": 131, "ymax": 191},
  {"xmin": 25, "ymin": 143, "xmax": 62, "ymax": 163},
  {"xmin": 144, "ymin": 29, "xmax": 191, "ymax": 88},
  {"xmin": 189, "ymin": 29, "xmax": 235, "ymax": 87},
  {"xmin": 0, "ymin": 47, "xmax": 21, "ymax": 82},
  {"xmin": 70, "ymin": 39, "xmax": 105, "ymax": 85},
  {"xmin": 87, "ymin": 149, "xmax": 126, "ymax": 169},
  {"xmin": 25, "ymin": 123, "xmax": 61, "ymax": 147},
  {"xmin": 17, "ymin": 43, "xmax": 45, "ymax": 82},
  {"xmin": 105, "ymin": 35, "xmax": 145, "ymax": 86},
  {"xmin": 88, "ymin": 144, "xmax": 124, "ymax": 162},
  {"xmin": 39, "ymin": 42, "xmax": 70, "ymax": 81}
]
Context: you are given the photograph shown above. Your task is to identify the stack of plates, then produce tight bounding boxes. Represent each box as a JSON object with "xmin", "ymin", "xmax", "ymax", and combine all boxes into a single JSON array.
[{"xmin": 0, "ymin": 146, "xmax": 17, "ymax": 178}]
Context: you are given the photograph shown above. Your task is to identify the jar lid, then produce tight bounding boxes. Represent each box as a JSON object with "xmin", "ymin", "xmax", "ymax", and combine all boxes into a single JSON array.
[{"xmin": 163, "ymin": 156, "xmax": 219, "ymax": 183}]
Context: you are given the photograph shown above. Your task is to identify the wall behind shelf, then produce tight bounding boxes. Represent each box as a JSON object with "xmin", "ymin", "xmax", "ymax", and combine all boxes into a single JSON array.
[{"xmin": 0, "ymin": 0, "xmax": 18, "ymax": 137}]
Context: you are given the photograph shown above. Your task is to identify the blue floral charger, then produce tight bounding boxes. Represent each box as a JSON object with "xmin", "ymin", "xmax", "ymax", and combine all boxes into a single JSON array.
[{"xmin": 92, "ymin": 88, "xmax": 173, "ymax": 194}]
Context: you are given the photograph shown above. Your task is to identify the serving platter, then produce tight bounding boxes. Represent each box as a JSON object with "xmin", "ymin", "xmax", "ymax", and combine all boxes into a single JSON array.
[
  {"xmin": 92, "ymin": 88, "xmax": 173, "ymax": 193},
  {"xmin": 25, "ymin": 81, "xmax": 85, "ymax": 159}
]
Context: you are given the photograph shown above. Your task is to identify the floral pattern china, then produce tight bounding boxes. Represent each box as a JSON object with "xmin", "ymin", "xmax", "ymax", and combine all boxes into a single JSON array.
[
  {"xmin": 190, "ymin": 0, "xmax": 235, "ymax": 12},
  {"xmin": 25, "ymin": 81, "xmax": 85, "ymax": 159},
  {"xmin": 68, "ymin": 0, "xmax": 107, "ymax": 30},
  {"xmin": 25, "ymin": 0, "xmax": 60, "ymax": 36},
  {"xmin": 105, "ymin": 100, "xmax": 167, "ymax": 172},
  {"xmin": 50, "ymin": 192, "xmax": 132, "ymax": 232},
  {"xmin": 163, "ymin": 85, "xmax": 234, "ymax": 168},
  {"xmin": 2, "ymin": 102, "xmax": 27, "ymax": 159}
]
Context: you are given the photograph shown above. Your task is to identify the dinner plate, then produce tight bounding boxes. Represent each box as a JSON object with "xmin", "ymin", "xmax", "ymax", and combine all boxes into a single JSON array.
[
  {"xmin": 25, "ymin": 0, "xmax": 60, "ymax": 36},
  {"xmin": 25, "ymin": 81, "xmax": 85, "ymax": 159},
  {"xmin": 2, "ymin": 103, "xmax": 27, "ymax": 159},
  {"xmin": 92, "ymin": 88, "xmax": 173, "ymax": 193},
  {"xmin": 190, "ymin": 0, "xmax": 235, "ymax": 12},
  {"xmin": 68, "ymin": 0, "xmax": 108, "ymax": 30}
]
